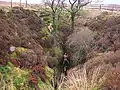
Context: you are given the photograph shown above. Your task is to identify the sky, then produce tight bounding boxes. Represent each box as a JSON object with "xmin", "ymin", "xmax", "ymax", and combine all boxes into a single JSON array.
[
  {"xmin": 102, "ymin": 0, "xmax": 120, "ymax": 4},
  {"xmin": 1, "ymin": 0, "xmax": 120, "ymax": 4}
]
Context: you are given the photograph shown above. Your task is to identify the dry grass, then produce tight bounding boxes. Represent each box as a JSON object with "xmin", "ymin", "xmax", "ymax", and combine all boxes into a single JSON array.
[
  {"xmin": 58, "ymin": 65, "xmax": 107, "ymax": 90},
  {"xmin": 58, "ymin": 50, "xmax": 120, "ymax": 90}
]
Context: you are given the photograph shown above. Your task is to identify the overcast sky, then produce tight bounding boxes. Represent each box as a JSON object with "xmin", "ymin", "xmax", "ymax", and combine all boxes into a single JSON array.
[{"xmin": 1, "ymin": 0, "xmax": 120, "ymax": 4}]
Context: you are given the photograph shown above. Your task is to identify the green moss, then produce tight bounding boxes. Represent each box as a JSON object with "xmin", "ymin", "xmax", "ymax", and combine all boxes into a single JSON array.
[
  {"xmin": 38, "ymin": 76, "xmax": 54, "ymax": 90},
  {"xmin": 45, "ymin": 66, "xmax": 54, "ymax": 82},
  {"xmin": 40, "ymin": 27, "xmax": 52, "ymax": 40},
  {"xmin": 9, "ymin": 47, "xmax": 28, "ymax": 59},
  {"xmin": 13, "ymin": 77, "xmax": 25, "ymax": 87},
  {"xmin": 92, "ymin": 87, "xmax": 100, "ymax": 90},
  {"xmin": 0, "ymin": 61, "xmax": 32, "ymax": 89},
  {"xmin": 15, "ymin": 47, "xmax": 27, "ymax": 55},
  {"xmin": 43, "ymin": 16, "xmax": 52, "ymax": 24},
  {"xmin": 9, "ymin": 52, "xmax": 17, "ymax": 59},
  {"xmin": 53, "ymin": 47, "xmax": 63, "ymax": 59},
  {"xmin": 7, "ymin": 62, "xmax": 14, "ymax": 67},
  {"xmin": 47, "ymin": 47, "xmax": 63, "ymax": 68},
  {"xmin": 38, "ymin": 79, "xmax": 54, "ymax": 90},
  {"xmin": 0, "ymin": 65, "xmax": 12, "ymax": 79}
]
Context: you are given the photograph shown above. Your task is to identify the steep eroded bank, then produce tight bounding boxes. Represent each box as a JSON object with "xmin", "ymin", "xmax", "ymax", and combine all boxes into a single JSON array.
[{"xmin": 0, "ymin": 7, "xmax": 54, "ymax": 90}]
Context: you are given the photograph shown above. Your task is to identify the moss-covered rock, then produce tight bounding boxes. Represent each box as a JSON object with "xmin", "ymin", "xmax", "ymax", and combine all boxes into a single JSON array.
[
  {"xmin": 15, "ymin": 47, "xmax": 28, "ymax": 55},
  {"xmin": 9, "ymin": 47, "xmax": 28, "ymax": 59}
]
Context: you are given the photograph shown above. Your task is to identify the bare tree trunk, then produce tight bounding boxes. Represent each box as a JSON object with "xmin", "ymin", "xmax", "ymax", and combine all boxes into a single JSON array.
[
  {"xmin": 100, "ymin": 4, "xmax": 102, "ymax": 10},
  {"xmin": 11, "ymin": 0, "xmax": 12, "ymax": 8},
  {"xmin": 20, "ymin": 0, "xmax": 21, "ymax": 7},
  {"xmin": 71, "ymin": 12, "xmax": 75, "ymax": 30},
  {"xmin": 52, "ymin": 12, "xmax": 56, "ymax": 31},
  {"xmin": 57, "ymin": 14, "xmax": 60, "ymax": 29},
  {"xmin": 26, "ymin": 0, "xmax": 27, "ymax": 8}
]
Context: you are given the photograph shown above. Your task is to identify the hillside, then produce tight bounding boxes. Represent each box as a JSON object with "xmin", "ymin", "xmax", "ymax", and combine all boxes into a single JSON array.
[
  {"xmin": 1, "ymin": 2, "xmax": 120, "ymax": 90},
  {"xmin": 59, "ymin": 11, "xmax": 120, "ymax": 90},
  {"xmin": 0, "ymin": 7, "xmax": 54, "ymax": 90}
]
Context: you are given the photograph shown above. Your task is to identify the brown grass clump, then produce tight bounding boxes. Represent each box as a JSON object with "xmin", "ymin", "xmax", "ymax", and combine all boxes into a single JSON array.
[
  {"xmin": 58, "ymin": 65, "xmax": 107, "ymax": 90},
  {"xmin": 104, "ymin": 67, "xmax": 120, "ymax": 89},
  {"xmin": 59, "ymin": 49, "xmax": 120, "ymax": 90}
]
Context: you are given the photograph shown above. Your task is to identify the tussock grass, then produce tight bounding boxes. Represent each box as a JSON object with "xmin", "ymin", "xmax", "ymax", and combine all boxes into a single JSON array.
[{"xmin": 58, "ymin": 65, "xmax": 107, "ymax": 90}]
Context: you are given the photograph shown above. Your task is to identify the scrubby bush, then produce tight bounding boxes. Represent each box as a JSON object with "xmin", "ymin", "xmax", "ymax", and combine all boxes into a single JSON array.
[
  {"xmin": 66, "ymin": 27, "xmax": 95, "ymax": 67},
  {"xmin": 46, "ymin": 46, "xmax": 63, "ymax": 68},
  {"xmin": 0, "ymin": 62, "xmax": 54, "ymax": 90}
]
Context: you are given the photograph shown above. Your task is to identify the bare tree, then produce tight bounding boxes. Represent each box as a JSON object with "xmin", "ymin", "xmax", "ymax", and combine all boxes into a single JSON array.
[
  {"xmin": 11, "ymin": 0, "xmax": 12, "ymax": 8},
  {"xmin": 62, "ymin": 0, "xmax": 92, "ymax": 30},
  {"xmin": 26, "ymin": 0, "xmax": 27, "ymax": 8},
  {"xmin": 20, "ymin": 0, "xmax": 21, "ymax": 7},
  {"xmin": 44, "ymin": 0, "xmax": 65, "ymax": 31}
]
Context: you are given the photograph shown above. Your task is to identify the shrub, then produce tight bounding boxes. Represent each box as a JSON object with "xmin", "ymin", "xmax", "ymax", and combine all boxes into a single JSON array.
[
  {"xmin": 46, "ymin": 47, "xmax": 63, "ymax": 68},
  {"xmin": 66, "ymin": 27, "xmax": 95, "ymax": 67}
]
